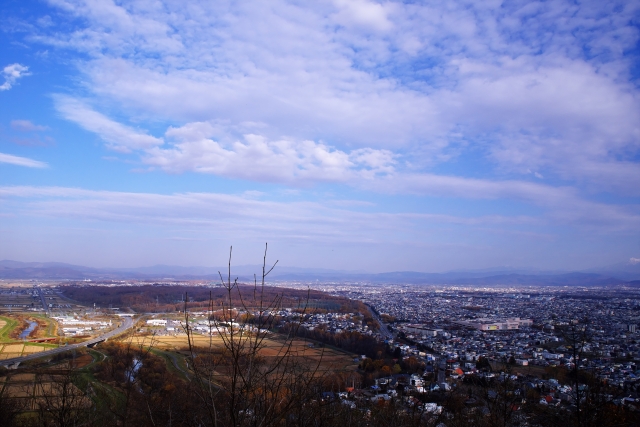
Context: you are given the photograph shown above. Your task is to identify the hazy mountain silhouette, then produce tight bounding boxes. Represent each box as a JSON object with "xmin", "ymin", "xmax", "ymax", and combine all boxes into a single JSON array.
[{"xmin": 1, "ymin": 260, "xmax": 637, "ymax": 285}]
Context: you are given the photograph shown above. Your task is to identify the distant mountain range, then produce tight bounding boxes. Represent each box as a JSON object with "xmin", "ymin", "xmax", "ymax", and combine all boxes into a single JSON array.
[{"xmin": 1, "ymin": 259, "xmax": 640, "ymax": 286}]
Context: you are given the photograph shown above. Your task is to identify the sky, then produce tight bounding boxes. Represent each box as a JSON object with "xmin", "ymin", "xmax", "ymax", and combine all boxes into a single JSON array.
[{"xmin": 0, "ymin": 0, "xmax": 639, "ymax": 273}]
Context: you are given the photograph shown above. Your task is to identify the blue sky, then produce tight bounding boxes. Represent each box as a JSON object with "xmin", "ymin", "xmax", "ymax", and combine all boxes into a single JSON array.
[{"xmin": 1, "ymin": 0, "xmax": 639, "ymax": 272}]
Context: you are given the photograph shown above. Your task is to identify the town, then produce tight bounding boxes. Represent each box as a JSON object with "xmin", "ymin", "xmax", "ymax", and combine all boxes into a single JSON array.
[{"xmin": 2, "ymin": 278, "xmax": 640, "ymax": 425}]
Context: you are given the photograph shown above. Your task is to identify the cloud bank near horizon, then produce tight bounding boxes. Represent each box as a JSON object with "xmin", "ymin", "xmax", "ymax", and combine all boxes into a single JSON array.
[{"xmin": 0, "ymin": 184, "xmax": 638, "ymax": 270}]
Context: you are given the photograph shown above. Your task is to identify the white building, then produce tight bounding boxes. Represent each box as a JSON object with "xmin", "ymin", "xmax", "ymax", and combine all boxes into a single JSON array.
[{"xmin": 454, "ymin": 317, "xmax": 533, "ymax": 331}]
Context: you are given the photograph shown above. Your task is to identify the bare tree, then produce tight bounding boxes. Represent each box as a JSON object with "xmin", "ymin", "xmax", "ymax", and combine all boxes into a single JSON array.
[
  {"xmin": 0, "ymin": 367, "xmax": 26, "ymax": 427},
  {"xmin": 183, "ymin": 244, "xmax": 330, "ymax": 427},
  {"xmin": 34, "ymin": 361, "xmax": 94, "ymax": 427},
  {"xmin": 528, "ymin": 318, "xmax": 640, "ymax": 427}
]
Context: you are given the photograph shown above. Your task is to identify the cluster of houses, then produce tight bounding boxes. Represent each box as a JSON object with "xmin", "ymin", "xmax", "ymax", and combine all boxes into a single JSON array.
[
  {"xmin": 298, "ymin": 312, "xmax": 372, "ymax": 334},
  {"xmin": 282, "ymin": 283, "xmax": 640, "ymax": 407},
  {"xmin": 320, "ymin": 373, "xmax": 445, "ymax": 414}
]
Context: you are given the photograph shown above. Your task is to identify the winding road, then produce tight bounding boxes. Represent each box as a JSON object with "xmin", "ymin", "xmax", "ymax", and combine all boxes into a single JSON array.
[{"xmin": 0, "ymin": 316, "xmax": 134, "ymax": 367}]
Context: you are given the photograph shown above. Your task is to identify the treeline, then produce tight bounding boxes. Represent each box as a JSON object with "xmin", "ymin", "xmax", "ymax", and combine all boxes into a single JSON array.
[
  {"xmin": 59, "ymin": 284, "xmax": 362, "ymax": 313},
  {"xmin": 294, "ymin": 325, "xmax": 386, "ymax": 359},
  {"xmin": 91, "ymin": 342, "xmax": 200, "ymax": 425},
  {"xmin": 0, "ymin": 343, "xmax": 202, "ymax": 427}
]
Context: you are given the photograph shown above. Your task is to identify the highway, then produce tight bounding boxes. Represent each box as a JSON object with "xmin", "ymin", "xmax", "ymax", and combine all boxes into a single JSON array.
[
  {"xmin": 37, "ymin": 286, "xmax": 50, "ymax": 316},
  {"xmin": 0, "ymin": 316, "xmax": 134, "ymax": 367},
  {"xmin": 366, "ymin": 304, "xmax": 394, "ymax": 340}
]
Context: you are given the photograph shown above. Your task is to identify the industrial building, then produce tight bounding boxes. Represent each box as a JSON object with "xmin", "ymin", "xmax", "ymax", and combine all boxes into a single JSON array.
[{"xmin": 454, "ymin": 317, "xmax": 533, "ymax": 331}]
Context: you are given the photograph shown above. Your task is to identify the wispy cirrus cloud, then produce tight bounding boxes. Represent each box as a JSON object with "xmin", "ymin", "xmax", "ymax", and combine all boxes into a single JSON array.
[
  {"xmin": 0, "ymin": 185, "xmax": 534, "ymax": 244},
  {"xmin": 7, "ymin": 120, "xmax": 54, "ymax": 146},
  {"xmin": 11, "ymin": 120, "xmax": 49, "ymax": 132},
  {"xmin": 0, "ymin": 153, "xmax": 47, "ymax": 168},
  {"xmin": 1, "ymin": 184, "xmax": 571, "ymax": 270},
  {"xmin": 1, "ymin": 177, "xmax": 638, "ymax": 234},
  {"xmin": 55, "ymin": 96, "xmax": 163, "ymax": 152}
]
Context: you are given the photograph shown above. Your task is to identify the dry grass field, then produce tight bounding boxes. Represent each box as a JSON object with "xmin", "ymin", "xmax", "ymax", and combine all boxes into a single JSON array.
[
  {"xmin": 2, "ymin": 282, "xmax": 35, "ymax": 288},
  {"xmin": 3, "ymin": 343, "xmax": 24, "ymax": 354},
  {"xmin": 125, "ymin": 333, "xmax": 358, "ymax": 373},
  {"xmin": 0, "ymin": 343, "xmax": 56, "ymax": 359},
  {"xmin": 0, "ymin": 353, "xmax": 21, "ymax": 360},
  {"xmin": 22, "ymin": 345, "xmax": 47, "ymax": 354},
  {"xmin": 1, "ymin": 372, "xmax": 91, "ymax": 410}
]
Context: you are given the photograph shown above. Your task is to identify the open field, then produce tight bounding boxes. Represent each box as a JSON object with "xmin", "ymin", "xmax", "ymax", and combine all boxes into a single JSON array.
[
  {"xmin": 0, "ymin": 316, "xmax": 19, "ymax": 341},
  {"xmin": 0, "ymin": 282, "xmax": 39, "ymax": 288},
  {"xmin": 3, "ymin": 344, "xmax": 24, "ymax": 354},
  {"xmin": 0, "ymin": 353, "xmax": 22, "ymax": 360},
  {"xmin": 125, "ymin": 333, "xmax": 358, "ymax": 373},
  {"xmin": 22, "ymin": 345, "xmax": 47, "ymax": 354},
  {"xmin": 0, "ymin": 343, "xmax": 59, "ymax": 360},
  {"xmin": 1, "ymin": 372, "xmax": 91, "ymax": 410}
]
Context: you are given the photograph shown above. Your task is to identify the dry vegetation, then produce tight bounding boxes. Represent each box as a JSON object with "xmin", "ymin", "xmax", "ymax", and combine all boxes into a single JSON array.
[
  {"xmin": 59, "ymin": 283, "xmax": 366, "ymax": 314},
  {"xmin": 128, "ymin": 334, "xmax": 358, "ymax": 373},
  {"xmin": 0, "ymin": 343, "xmax": 55, "ymax": 360},
  {"xmin": 2, "ymin": 314, "xmax": 54, "ymax": 341}
]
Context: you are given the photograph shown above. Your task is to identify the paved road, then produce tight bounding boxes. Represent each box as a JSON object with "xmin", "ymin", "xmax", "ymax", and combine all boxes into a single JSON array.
[
  {"xmin": 164, "ymin": 350, "xmax": 190, "ymax": 379},
  {"xmin": 366, "ymin": 304, "xmax": 394, "ymax": 340},
  {"xmin": 0, "ymin": 316, "xmax": 134, "ymax": 367},
  {"xmin": 37, "ymin": 286, "xmax": 50, "ymax": 316}
]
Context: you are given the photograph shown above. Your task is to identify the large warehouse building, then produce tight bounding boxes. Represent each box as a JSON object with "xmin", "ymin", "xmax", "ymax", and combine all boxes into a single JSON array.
[{"xmin": 454, "ymin": 317, "xmax": 533, "ymax": 331}]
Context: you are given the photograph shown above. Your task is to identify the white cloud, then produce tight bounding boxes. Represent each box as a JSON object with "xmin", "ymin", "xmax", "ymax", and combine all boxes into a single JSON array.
[
  {"xmin": 2, "ymin": 177, "xmax": 638, "ymax": 234},
  {"xmin": 55, "ymin": 96, "xmax": 163, "ymax": 152},
  {"xmin": 2, "ymin": 184, "xmax": 637, "ymax": 270},
  {"xmin": 332, "ymin": 0, "xmax": 393, "ymax": 32},
  {"xmin": 37, "ymin": 1, "xmax": 640, "ymax": 195},
  {"xmin": 441, "ymin": 57, "xmax": 640, "ymax": 192},
  {"xmin": 0, "ymin": 185, "xmax": 587, "ymax": 260},
  {"xmin": 0, "ymin": 153, "xmax": 48, "ymax": 168},
  {"xmin": 365, "ymin": 172, "xmax": 640, "ymax": 231},
  {"xmin": 51, "ymin": 97, "xmax": 639, "ymax": 229},
  {"xmin": 0, "ymin": 63, "xmax": 30, "ymax": 91},
  {"xmin": 0, "ymin": 185, "xmax": 522, "ymax": 243},
  {"xmin": 53, "ymin": 102, "xmax": 398, "ymax": 182},
  {"xmin": 145, "ymin": 128, "xmax": 396, "ymax": 183},
  {"xmin": 11, "ymin": 120, "xmax": 49, "ymax": 132}
]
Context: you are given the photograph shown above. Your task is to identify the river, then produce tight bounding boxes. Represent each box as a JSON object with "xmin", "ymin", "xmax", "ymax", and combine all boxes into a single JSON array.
[{"xmin": 19, "ymin": 321, "xmax": 37, "ymax": 339}]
